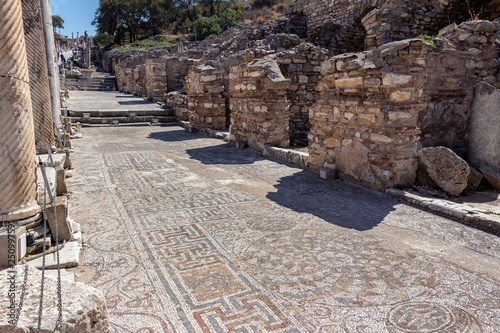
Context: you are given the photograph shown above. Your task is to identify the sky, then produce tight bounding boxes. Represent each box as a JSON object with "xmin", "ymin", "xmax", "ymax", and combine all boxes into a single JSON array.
[{"xmin": 50, "ymin": 0, "xmax": 99, "ymax": 37}]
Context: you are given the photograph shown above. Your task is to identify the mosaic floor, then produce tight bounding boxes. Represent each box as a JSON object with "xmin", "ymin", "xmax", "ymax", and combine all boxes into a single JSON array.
[{"xmin": 68, "ymin": 126, "xmax": 500, "ymax": 333}]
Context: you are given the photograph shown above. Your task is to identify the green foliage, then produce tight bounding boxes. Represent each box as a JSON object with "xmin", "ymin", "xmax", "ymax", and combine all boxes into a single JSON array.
[
  {"xmin": 221, "ymin": 8, "xmax": 242, "ymax": 30},
  {"xmin": 243, "ymin": 52, "xmax": 255, "ymax": 62},
  {"xmin": 418, "ymin": 34, "xmax": 437, "ymax": 48},
  {"xmin": 186, "ymin": 14, "xmax": 222, "ymax": 40},
  {"xmin": 113, "ymin": 36, "xmax": 177, "ymax": 51},
  {"xmin": 418, "ymin": 35, "xmax": 450, "ymax": 48},
  {"xmin": 94, "ymin": 32, "xmax": 115, "ymax": 48},
  {"xmin": 93, "ymin": 0, "xmax": 175, "ymax": 43},
  {"xmin": 489, "ymin": 211, "xmax": 500, "ymax": 216},
  {"xmin": 52, "ymin": 15, "xmax": 64, "ymax": 31}
]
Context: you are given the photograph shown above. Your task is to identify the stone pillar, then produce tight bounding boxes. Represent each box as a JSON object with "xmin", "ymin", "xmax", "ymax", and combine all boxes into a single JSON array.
[
  {"xmin": 84, "ymin": 31, "xmax": 90, "ymax": 68},
  {"xmin": 228, "ymin": 59, "xmax": 291, "ymax": 151},
  {"xmin": 40, "ymin": 0, "xmax": 61, "ymax": 137},
  {"xmin": 146, "ymin": 58, "xmax": 167, "ymax": 102},
  {"xmin": 21, "ymin": 0, "xmax": 55, "ymax": 153},
  {"xmin": 185, "ymin": 65, "xmax": 227, "ymax": 132},
  {"xmin": 0, "ymin": 0, "xmax": 40, "ymax": 221}
]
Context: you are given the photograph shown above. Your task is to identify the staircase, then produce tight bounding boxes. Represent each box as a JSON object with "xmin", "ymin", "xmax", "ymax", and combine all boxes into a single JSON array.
[
  {"xmin": 68, "ymin": 107, "xmax": 177, "ymax": 126},
  {"xmin": 65, "ymin": 75, "xmax": 118, "ymax": 91},
  {"xmin": 66, "ymin": 90, "xmax": 177, "ymax": 127}
]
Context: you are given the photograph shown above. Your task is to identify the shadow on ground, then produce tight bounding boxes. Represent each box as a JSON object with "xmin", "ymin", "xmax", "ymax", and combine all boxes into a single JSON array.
[
  {"xmin": 266, "ymin": 170, "xmax": 397, "ymax": 231},
  {"xmin": 148, "ymin": 129, "xmax": 204, "ymax": 142},
  {"xmin": 184, "ymin": 141, "xmax": 396, "ymax": 231},
  {"xmin": 186, "ymin": 144, "xmax": 267, "ymax": 165},
  {"xmin": 117, "ymin": 100, "xmax": 155, "ymax": 106}
]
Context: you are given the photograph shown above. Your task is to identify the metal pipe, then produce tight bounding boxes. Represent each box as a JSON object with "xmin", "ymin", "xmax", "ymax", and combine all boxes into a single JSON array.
[
  {"xmin": 21, "ymin": 0, "xmax": 55, "ymax": 153},
  {"xmin": 0, "ymin": 0, "xmax": 41, "ymax": 221},
  {"xmin": 40, "ymin": 0, "xmax": 61, "ymax": 137}
]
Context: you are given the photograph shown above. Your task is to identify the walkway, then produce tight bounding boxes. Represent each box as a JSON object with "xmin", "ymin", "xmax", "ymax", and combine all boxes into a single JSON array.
[{"xmin": 68, "ymin": 125, "xmax": 500, "ymax": 332}]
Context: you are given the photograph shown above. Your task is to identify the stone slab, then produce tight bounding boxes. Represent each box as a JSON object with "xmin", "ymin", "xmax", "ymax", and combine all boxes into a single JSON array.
[
  {"xmin": 43, "ymin": 268, "xmax": 75, "ymax": 282},
  {"xmin": 386, "ymin": 188, "xmax": 500, "ymax": 235},
  {"xmin": 468, "ymin": 82, "xmax": 500, "ymax": 170},
  {"xmin": 0, "ymin": 265, "xmax": 110, "ymax": 332},
  {"xmin": 36, "ymin": 166, "xmax": 56, "ymax": 204},
  {"xmin": 29, "ymin": 238, "xmax": 81, "ymax": 269},
  {"xmin": 37, "ymin": 153, "xmax": 65, "ymax": 167}
]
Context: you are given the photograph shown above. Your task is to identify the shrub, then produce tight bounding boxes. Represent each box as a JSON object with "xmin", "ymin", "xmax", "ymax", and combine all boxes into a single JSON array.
[
  {"xmin": 221, "ymin": 8, "xmax": 242, "ymax": 31},
  {"xmin": 185, "ymin": 15, "xmax": 223, "ymax": 40}
]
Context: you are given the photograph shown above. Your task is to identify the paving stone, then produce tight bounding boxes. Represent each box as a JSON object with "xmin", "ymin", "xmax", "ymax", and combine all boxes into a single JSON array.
[{"xmin": 66, "ymin": 123, "xmax": 500, "ymax": 332}]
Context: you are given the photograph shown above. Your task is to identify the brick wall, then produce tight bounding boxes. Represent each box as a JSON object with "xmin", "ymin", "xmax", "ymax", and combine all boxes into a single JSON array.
[
  {"xmin": 166, "ymin": 92, "xmax": 189, "ymax": 121},
  {"xmin": 115, "ymin": 64, "xmax": 135, "ymax": 94},
  {"xmin": 165, "ymin": 57, "xmax": 200, "ymax": 93},
  {"xmin": 185, "ymin": 66, "xmax": 227, "ymax": 132},
  {"xmin": 134, "ymin": 65, "xmax": 146, "ymax": 97},
  {"xmin": 146, "ymin": 58, "xmax": 167, "ymax": 102},
  {"xmin": 276, "ymin": 44, "xmax": 331, "ymax": 146},
  {"xmin": 228, "ymin": 59, "xmax": 291, "ymax": 152}
]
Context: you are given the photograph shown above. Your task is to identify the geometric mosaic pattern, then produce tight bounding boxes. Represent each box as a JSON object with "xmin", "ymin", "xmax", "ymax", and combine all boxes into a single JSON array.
[{"xmin": 68, "ymin": 126, "xmax": 500, "ymax": 332}]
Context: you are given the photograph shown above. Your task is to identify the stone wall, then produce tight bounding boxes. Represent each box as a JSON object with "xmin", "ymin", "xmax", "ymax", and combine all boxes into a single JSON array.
[
  {"xmin": 166, "ymin": 92, "xmax": 189, "ymax": 121},
  {"xmin": 308, "ymin": 20, "xmax": 499, "ymax": 190},
  {"xmin": 291, "ymin": 0, "xmax": 378, "ymax": 53},
  {"xmin": 134, "ymin": 65, "xmax": 146, "ymax": 97},
  {"xmin": 276, "ymin": 44, "xmax": 331, "ymax": 146},
  {"xmin": 146, "ymin": 58, "xmax": 167, "ymax": 102},
  {"xmin": 362, "ymin": 0, "xmax": 494, "ymax": 50},
  {"xmin": 165, "ymin": 57, "xmax": 200, "ymax": 92},
  {"xmin": 228, "ymin": 59, "xmax": 291, "ymax": 151},
  {"xmin": 115, "ymin": 64, "xmax": 135, "ymax": 94},
  {"xmin": 185, "ymin": 66, "xmax": 227, "ymax": 131},
  {"xmin": 417, "ymin": 21, "xmax": 499, "ymax": 147},
  {"xmin": 289, "ymin": 0, "xmax": 498, "ymax": 52}
]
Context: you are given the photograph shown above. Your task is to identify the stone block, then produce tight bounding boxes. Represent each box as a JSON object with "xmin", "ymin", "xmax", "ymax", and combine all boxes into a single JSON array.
[
  {"xmin": 468, "ymin": 82, "xmax": 500, "ymax": 171},
  {"xmin": 0, "ymin": 265, "xmax": 111, "ymax": 332},
  {"xmin": 468, "ymin": 165, "xmax": 483, "ymax": 191},
  {"xmin": 481, "ymin": 165, "xmax": 500, "ymax": 190},
  {"xmin": 382, "ymin": 73, "xmax": 413, "ymax": 86},
  {"xmin": 320, "ymin": 167, "xmax": 336, "ymax": 181},
  {"xmin": 390, "ymin": 91, "xmax": 412, "ymax": 102},
  {"xmin": 56, "ymin": 165, "xmax": 67, "ymax": 196},
  {"xmin": 335, "ymin": 77, "xmax": 363, "ymax": 88},
  {"xmin": 418, "ymin": 147, "xmax": 470, "ymax": 196},
  {"xmin": 46, "ymin": 196, "xmax": 73, "ymax": 242},
  {"xmin": 0, "ymin": 226, "xmax": 26, "ymax": 267}
]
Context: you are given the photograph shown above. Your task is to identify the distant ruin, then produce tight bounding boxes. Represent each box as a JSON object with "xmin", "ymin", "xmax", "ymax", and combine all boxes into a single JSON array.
[{"xmin": 91, "ymin": 0, "xmax": 500, "ymax": 191}]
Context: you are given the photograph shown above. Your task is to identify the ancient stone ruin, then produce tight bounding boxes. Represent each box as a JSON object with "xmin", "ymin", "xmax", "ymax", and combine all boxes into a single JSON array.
[
  {"xmin": 98, "ymin": 0, "xmax": 500, "ymax": 194},
  {"xmin": 0, "ymin": 0, "xmax": 111, "ymax": 331}
]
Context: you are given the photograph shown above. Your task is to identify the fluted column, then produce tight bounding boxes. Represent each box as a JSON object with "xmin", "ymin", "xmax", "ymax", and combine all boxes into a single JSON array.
[
  {"xmin": 0, "ymin": 0, "xmax": 40, "ymax": 221},
  {"xmin": 21, "ymin": 0, "xmax": 54, "ymax": 153},
  {"xmin": 40, "ymin": 0, "xmax": 60, "ymax": 136}
]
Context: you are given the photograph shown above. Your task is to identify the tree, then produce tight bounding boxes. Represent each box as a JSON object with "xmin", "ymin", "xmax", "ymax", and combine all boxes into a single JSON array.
[
  {"xmin": 52, "ymin": 15, "xmax": 64, "ymax": 32},
  {"xmin": 93, "ymin": 0, "xmax": 175, "ymax": 43}
]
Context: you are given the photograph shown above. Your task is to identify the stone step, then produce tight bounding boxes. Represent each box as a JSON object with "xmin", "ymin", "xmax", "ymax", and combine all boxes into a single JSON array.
[
  {"xmin": 70, "ymin": 115, "xmax": 177, "ymax": 124},
  {"xmin": 65, "ymin": 77, "xmax": 118, "ymax": 92},
  {"xmin": 69, "ymin": 108, "xmax": 174, "ymax": 117},
  {"xmin": 81, "ymin": 121, "xmax": 179, "ymax": 127}
]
